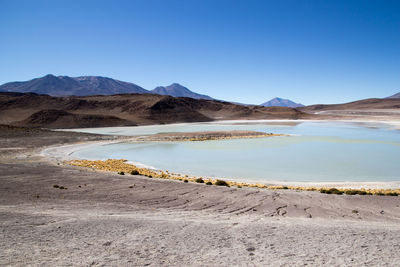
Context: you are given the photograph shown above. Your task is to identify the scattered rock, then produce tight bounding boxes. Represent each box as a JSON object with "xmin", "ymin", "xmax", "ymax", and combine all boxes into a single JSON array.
[{"xmin": 102, "ymin": 241, "xmax": 112, "ymax": 246}]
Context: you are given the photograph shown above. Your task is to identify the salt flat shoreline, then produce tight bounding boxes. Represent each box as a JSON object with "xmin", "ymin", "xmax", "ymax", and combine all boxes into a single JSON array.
[
  {"xmin": 1, "ymin": 122, "xmax": 400, "ymax": 266},
  {"xmin": 59, "ymin": 118, "xmax": 400, "ymax": 133}
]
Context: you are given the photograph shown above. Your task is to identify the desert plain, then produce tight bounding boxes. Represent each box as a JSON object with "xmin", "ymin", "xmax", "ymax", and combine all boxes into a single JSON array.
[{"xmin": 1, "ymin": 117, "xmax": 400, "ymax": 266}]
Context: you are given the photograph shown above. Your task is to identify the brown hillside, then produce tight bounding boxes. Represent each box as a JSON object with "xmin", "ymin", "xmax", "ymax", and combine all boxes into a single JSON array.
[
  {"xmin": 300, "ymin": 98, "xmax": 400, "ymax": 112},
  {"xmin": 0, "ymin": 92, "xmax": 312, "ymax": 128}
]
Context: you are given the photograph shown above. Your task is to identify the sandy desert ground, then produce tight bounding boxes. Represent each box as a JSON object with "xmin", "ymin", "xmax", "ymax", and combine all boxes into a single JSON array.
[{"xmin": 1, "ymin": 125, "xmax": 400, "ymax": 266}]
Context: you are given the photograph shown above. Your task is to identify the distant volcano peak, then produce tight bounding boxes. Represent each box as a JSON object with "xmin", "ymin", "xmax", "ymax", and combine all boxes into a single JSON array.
[
  {"xmin": 260, "ymin": 97, "xmax": 304, "ymax": 108},
  {"xmin": 151, "ymin": 83, "xmax": 213, "ymax": 100}
]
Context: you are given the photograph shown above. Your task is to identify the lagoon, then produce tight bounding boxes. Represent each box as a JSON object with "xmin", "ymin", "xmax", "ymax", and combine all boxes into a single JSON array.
[{"xmin": 67, "ymin": 120, "xmax": 400, "ymax": 183}]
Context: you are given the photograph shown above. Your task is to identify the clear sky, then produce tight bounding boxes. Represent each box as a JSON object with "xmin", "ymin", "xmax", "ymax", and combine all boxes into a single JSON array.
[{"xmin": 0, "ymin": 0, "xmax": 399, "ymax": 105}]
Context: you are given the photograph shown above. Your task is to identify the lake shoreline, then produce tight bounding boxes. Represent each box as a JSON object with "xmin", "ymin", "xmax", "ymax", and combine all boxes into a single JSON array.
[
  {"xmin": 41, "ymin": 133, "xmax": 400, "ymax": 190},
  {"xmin": 44, "ymin": 119, "xmax": 400, "ymax": 189}
]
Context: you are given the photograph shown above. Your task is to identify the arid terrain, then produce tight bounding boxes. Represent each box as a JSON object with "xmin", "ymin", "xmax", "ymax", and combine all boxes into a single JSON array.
[
  {"xmin": 1, "ymin": 125, "xmax": 400, "ymax": 266},
  {"xmin": 2, "ymin": 92, "xmax": 400, "ymax": 130},
  {"xmin": 299, "ymin": 98, "xmax": 400, "ymax": 123},
  {"xmin": 0, "ymin": 92, "xmax": 312, "ymax": 128},
  {"xmin": 300, "ymin": 98, "xmax": 400, "ymax": 112},
  {"xmin": 2, "ymin": 0, "xmax": 399, "ymax": 265}
]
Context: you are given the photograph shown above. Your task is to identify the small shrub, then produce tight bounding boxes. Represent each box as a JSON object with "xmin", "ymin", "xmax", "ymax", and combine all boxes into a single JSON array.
[
  {"xmin": 321, "ymin": 188, "xmax": 343, "ymax": 195},
  {"xmin": 215, "ymin": 180, "xmax": 229, "ymax": 187},
  {"xmin": 206, "ymin": 181, "xmax": 212, "ymax": 185},
  {"xmin": 195, "ymin": 178, "xmax": 204, "ymax": 183},
  {"xmin": 386, "ymin": 192, "xmax": 399, "ymax": 196},
  {"xmin": 53, "ymin": 185, "xmax": 59, "ymax": 188},
  {"xmin": 118, "ymin": 171, "xmax": 125, "ymax": 175},
  {"xmin": 352, "ymin": 209, "xmax": 359, "ymax": 214},
  {"xmin": 130, "ymin": 170, "xmax": 139, "ymax": 175},
  {"xmin": 184, "ymin": 179, "xmax": 188, "ymax": 183},
  {"xmin": 59, "ymin": 186, "xmax": 65, "ymax": 189},
  {"xmin": 237, "ymin": 185, "xmax": 242, "ymax": 188},
  {"xmin": 329, "ymin": 188, "xmax": 343, "ymax": 195},
  {"xmin": 345, "ymin": 190, "xmax": 358, "ymax": 195},
  {"xmin": 344, "ymin": 189, "xmax": 372, "ymax": 195},
  {"xmin": 375, "ymin": 192, "xmax": 385, "ymax": 196},
  {"xmin": 282, "ymin": 186, "xmax": 289, "ymax": 190}
]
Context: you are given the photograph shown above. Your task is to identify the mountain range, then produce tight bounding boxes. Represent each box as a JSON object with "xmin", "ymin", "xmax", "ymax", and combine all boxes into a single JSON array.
[
  {"xmin": 0, "ymin": 74, "xmax": 213, "ymax": 100},
  {"xmin": 1, "ymin": 75, "xmax": 398, "ymax": 107},
  {"xmin": 260, "ymin": 97, "xmax": 304, "ymax": 108}
]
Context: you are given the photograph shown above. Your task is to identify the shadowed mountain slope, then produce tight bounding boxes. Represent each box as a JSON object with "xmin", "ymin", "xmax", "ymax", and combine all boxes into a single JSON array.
[{"xmin": 17, "ymin": 109, "xmax": 134, "ymax": 128}]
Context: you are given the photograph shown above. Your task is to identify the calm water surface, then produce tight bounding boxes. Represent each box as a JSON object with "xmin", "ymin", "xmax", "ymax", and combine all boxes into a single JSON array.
[{"xmin": 69, "ymin": 121, "xmax": 400, "ymax": 183}]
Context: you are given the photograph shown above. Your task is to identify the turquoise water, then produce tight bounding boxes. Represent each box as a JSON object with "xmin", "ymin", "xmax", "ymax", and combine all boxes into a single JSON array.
[{"xmin": 70, "ymin": 121, "xmax": 400, "ymax": 183}]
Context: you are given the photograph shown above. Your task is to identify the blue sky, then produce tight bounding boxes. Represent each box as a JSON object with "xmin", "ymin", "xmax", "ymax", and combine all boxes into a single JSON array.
[{"xmin": 0, "ymin": 0, "xmax": 399, "ymax": 105}]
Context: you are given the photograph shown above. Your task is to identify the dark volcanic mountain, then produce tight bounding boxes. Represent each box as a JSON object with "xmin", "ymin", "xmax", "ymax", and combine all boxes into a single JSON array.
[
  {"xmin": 387, "ymin": 92, "xmax": 400, "ymax": 99},
  {"xmin": 260, "ymin": 97, "xmax": 304, "ymax": 108},
  {"xmin": 0, "ymin": 74, "xmax": 148, "ymax": 96},
  {"xmin": 151, "ymin": 83, "xmax": 213, "ymax": 100}
]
